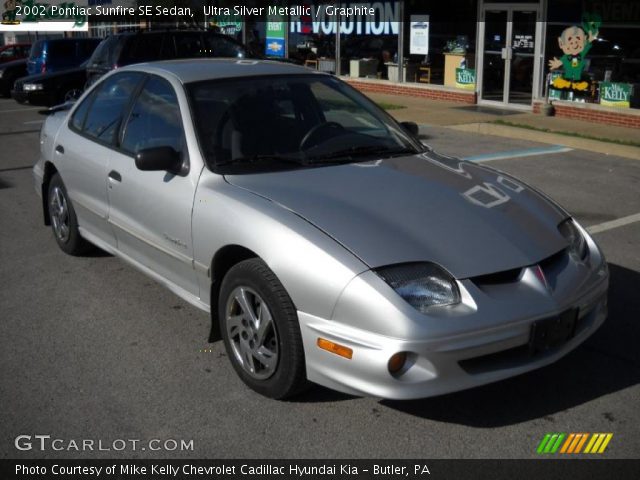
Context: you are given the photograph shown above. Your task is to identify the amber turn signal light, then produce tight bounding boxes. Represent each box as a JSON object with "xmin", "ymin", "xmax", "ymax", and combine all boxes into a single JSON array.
[{"xmin": 317, "ymin": 338, "xmax": 353, "ymax": 359}]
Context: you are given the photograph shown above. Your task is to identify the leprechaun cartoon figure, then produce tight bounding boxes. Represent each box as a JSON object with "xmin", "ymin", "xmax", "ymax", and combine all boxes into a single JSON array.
[
  {"xmin": 548, "ymin": 15, "xmax": 600, "ymax": 93},
  {"xmin": 2, "ymin": 0, "xmax": 21, "ymax": 25}
]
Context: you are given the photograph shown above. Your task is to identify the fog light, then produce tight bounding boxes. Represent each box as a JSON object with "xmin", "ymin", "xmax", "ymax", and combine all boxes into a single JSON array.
[
  {"xmin": 388, "ymin": 352, "xmax": 408, "ymax": 375},
  {"xmin": 317, "ymin": 338, "xmax": 353, "ymax": 359}
]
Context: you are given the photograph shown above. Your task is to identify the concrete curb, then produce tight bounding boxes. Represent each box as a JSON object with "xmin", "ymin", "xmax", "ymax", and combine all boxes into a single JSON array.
[{"xmin": 447, "ymin": 122, "xmax": 640, "ymax": 161}]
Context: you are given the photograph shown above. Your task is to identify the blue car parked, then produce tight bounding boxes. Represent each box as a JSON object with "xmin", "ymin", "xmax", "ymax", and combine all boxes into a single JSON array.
[{"xmin": 27, "ymin": 38, "xmax": 100, "ymax": 75}]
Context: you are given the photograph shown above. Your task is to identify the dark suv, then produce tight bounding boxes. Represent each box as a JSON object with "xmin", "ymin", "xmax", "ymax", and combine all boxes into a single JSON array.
[
  {"xmin": 86, "ymin": 30, "xmax": 248, "ymax": 85},
  {"xmin": 27, "ymin": 38, "xmax": 100, "ymax": 75}
]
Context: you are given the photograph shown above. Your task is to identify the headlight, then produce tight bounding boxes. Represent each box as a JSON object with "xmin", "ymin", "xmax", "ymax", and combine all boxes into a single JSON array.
[
  {"xmin": 559, "ymin": 218, "xmax": 588, "ymax": 260},
  {"xmin": 23, "ymin": 83, "xmax": 44, "ymax": 91},
  {"xmin": 376, "ymin": 263, "xmax": 461, "ymax": 312}
]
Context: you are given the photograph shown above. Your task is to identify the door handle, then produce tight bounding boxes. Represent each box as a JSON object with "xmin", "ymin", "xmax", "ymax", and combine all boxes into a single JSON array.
[
  {"xmin": 108, "ymin": 170, "xmax": 122, "ymax": 182},
  {"xmin": 55, "ymin": 145, "xmax": 64, "ymax": 154}
]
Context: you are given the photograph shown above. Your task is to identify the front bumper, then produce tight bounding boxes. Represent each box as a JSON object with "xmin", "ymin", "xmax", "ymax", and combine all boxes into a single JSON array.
[
  {"xmin": 298, "ymin": 237, "xmax": 609, "ymax": 400},
  {"xmin": 12, "ymin": 88, "xmax": 56, "ymax": 106}
]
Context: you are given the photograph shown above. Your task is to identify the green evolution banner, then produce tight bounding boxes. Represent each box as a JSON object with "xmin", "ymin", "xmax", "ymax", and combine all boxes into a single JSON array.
[
  {"xmin": 455, "ymin": 68, "xmax": 476, "ymax": 90},
  {"xmin": 600, "ymin": 82, "xmax": 631, "ymax": 107},
  {"xmin": 266, "ymin": 16, "xmax": 286, "ymax": 58}
]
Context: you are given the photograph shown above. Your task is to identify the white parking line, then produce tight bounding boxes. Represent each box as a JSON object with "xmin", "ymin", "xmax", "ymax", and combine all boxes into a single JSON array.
[
  {"xmin": 586, "ymin": 213, "xmax": 640, "ymax": 235},
  {"xmin": 463, "ymin": 145, "xmax": 573, "ymax": 162},
  {"xmin": 23, "ymin": 120, "xmax": 43, "ymax": 125}
]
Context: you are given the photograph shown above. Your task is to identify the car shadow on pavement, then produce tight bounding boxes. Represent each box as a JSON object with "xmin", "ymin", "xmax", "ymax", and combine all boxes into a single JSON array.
[
  {"xmin": 78, "ymin": 246, "xmax": 112, "ymax": 258},
  {"xmin": 379, "ymin": 263, "xmax": 640, "ymax": 426}
]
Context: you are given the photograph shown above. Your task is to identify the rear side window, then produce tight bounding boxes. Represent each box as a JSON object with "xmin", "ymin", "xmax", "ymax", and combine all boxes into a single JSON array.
[
  {"xmin": 88, "ymin": 37, "xmax": 119, "ymax": 68},
  {"xmin": 80, "ymin": 72, "xmax": 144, "ymax": 144},
  {"xmin": 121, "ymin": 75, "xmax": 184, "ymax": 155}
]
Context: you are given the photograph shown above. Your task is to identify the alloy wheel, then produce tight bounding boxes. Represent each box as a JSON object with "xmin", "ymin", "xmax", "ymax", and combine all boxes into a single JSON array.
[{"xmin": 225, "ymin": 286, "xmax": 279, "ymax": 380}]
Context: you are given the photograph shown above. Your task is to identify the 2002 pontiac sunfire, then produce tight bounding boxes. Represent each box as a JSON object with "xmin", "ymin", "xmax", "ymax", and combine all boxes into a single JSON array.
[{"xmin": 33, "ymin": 59, "xmax": 609, "ymax": 400}]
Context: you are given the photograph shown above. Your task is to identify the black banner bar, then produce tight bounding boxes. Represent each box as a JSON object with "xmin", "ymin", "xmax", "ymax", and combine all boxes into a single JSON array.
[{"xmin": 2, "ymin": 460, "xmax": 640, "ymax": 480}]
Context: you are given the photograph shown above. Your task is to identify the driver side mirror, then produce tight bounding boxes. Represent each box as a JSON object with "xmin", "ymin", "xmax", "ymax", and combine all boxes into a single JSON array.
[
  {"xmin": 400, "ymin": 121, "xmax": 420, "ymax": 137},
  {"xmin": 135, "ymin": 146, "xmax": 183, "ymax": 175}
]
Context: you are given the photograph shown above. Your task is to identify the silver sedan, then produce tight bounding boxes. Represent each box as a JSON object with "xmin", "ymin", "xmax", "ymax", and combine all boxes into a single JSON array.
[{"xmin": 33, "ymin": 60, "xmax": 608, "ymax": 400}]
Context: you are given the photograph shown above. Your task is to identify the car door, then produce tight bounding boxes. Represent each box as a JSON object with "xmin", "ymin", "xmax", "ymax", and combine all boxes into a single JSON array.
[
  {"xmin": 106, "ymin": 74, "xmax": 200, "ymax": 296},
  {"xmin": 55, "ymin": 71, "xmax": 144, "ymax": 249}
]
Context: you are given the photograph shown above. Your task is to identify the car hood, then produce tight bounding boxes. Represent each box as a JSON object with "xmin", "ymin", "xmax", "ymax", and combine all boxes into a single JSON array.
[{"xmin": 225, "ymin": 152, "xmax": 569, "ymax": 278}]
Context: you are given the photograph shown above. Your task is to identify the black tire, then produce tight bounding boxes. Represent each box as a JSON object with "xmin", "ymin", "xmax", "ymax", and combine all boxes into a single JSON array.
[
  {"xmin": 47, "ymin": 173, "xmax": 91, "ymax": 255},
  {"xmin": 219, "ymin": 258, "xmax": 308, "ymax": 399}
]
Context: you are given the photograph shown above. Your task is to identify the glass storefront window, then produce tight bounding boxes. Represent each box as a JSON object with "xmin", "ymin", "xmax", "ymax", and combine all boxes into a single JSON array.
[
  {"xmin": 402, "ymin": 1, "xmax": 476, "ymax": 86},
  {"xmin": 546, "ymin": 1, "xmax": 640, "ymax": 108}
]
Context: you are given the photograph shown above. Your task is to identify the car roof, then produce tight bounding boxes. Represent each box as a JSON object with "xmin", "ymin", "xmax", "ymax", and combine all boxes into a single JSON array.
[{"xmin": 119, "ymin": 59, "xmax": 323, "ymax": 84}]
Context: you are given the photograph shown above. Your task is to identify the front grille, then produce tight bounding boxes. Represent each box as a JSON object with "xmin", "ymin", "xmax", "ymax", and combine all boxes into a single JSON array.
[{"xmin": 471, "ymin": 267, "xmax": 522, "ymax": 288}]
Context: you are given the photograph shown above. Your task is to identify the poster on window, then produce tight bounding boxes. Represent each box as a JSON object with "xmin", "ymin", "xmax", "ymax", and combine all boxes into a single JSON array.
[
  {"xmin": 410, "ymin": 15, "xmax": 429, "ymax": 55},
  {"xmin": 600, "ymin": 82, "xmax": 631, "ymax": 108},
  {"xmin": 455, "ymin": 68, "xmax": 476, "ymax": 90}
]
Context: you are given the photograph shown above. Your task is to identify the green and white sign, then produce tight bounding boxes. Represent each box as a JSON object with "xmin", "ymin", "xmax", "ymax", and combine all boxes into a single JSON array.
[
  {"xmin": 1, "ymin": 0, "xmax": 88, "ymax": 31},
  {"xmin": 266, "ymin": 16, "xmax": 286, "ymax": 58},
  {"xmin": 211, "ymin": 15, "xmax": 242, "ymax": 36},
  {"xmin": 600, "ymin": 82, "xmax": 631, "ymax": 108},
  {"xmin": 455, "ymin": 68, "xmax": 476, "ymax": 90}
]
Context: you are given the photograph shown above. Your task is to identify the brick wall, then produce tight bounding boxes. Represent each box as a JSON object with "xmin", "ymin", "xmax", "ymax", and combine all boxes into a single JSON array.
[
  {"xmin": 346, "ymin": 79, "xmax": 477, "ymax": 104},
  {"xmin": 535, "ymin": 101, "xmax": 640, "ymax": 129}
]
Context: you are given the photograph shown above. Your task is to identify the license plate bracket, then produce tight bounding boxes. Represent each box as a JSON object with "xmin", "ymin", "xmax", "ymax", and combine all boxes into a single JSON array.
[{"xmin": 529, "ymin": 309, "xmax": 578, "ymax": 353}]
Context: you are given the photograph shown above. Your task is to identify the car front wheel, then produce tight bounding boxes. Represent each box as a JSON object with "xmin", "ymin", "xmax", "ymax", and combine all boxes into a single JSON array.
[
  {"xmin": 48, "ymin": 173, "xmax": 90, "ymax": 255},
  {"xmin": 219, "ymin": 258, "xmax": 308, "ymax": 399}
]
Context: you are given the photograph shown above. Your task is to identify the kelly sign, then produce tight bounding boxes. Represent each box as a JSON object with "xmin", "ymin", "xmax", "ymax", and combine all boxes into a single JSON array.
[
  {"xmin": 456, "ymin": 68, "xmax": 476, "ymax": 90},
  {"xmin": 600, "ymin": 82, "xmax": 631, "ymax": 108}
]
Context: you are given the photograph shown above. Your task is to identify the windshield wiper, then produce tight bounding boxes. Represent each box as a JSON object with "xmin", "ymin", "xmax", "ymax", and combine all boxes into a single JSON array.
[
  {"xmin": 306, "ymin": 145, "xmax": 416, "ymax": 163},
  {"xmin": 216, "ymin": 154, "xmax": 305, "ymax": 168}
]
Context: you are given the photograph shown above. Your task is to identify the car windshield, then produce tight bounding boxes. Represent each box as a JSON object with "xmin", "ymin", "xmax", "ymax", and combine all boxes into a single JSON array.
[{"xmin": 188, "ymin": 75, "xmax": 422, "ymax": 173}]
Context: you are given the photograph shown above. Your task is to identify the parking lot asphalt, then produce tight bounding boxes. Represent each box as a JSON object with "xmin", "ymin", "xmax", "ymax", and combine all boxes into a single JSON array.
[{"xmin": 1, "ymin": 98, "xmax": 639, "ymax": 459}]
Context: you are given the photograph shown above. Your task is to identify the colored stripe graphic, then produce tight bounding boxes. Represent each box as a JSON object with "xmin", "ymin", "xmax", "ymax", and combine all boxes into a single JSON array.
[
  {"xmin": 585, "ymin": 433, "xmax": 614, "ymax": 454},
  {"xmin": 537, "ymin": 433, "xmax": 565, "ymax": 454},
  {"xmin": 574, "ymin": 433, "xmax": 589, "ymax": 453},
  {"xmin": 537, "ymin": 433, "xmax": 613, "ymax": 454},
  {"xmin": 560, "ymin": 433, "xmax": 575, "ymax": 453},
  {"xmin": 537, "ymin": 434, "xmax": 552, "ymax": 454}
]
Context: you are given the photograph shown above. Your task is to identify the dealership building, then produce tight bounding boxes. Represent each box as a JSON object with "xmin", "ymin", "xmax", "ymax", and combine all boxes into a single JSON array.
[
  {"xmin": 210, "ymin": 0, "xmax": 639, "ymax": 128},
  {"xmin": 1, "ymin": 0, "xmax": 638, "ymax": 127}
]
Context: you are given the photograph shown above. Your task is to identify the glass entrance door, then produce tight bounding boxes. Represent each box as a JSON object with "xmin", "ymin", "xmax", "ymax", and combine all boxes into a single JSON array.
[{"xmin": 479, "ymin": 5, "xmax": 540, "ymax": 107}]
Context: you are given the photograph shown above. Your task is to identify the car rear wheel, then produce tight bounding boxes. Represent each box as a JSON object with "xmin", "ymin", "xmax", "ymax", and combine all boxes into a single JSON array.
[
  {"xmin": 219, "ymin": 258, "xmax": 308, "ymax": 399},
  {"xmin": 48, "ymin": 173, "xmax": 91, "ymax": 255}
]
